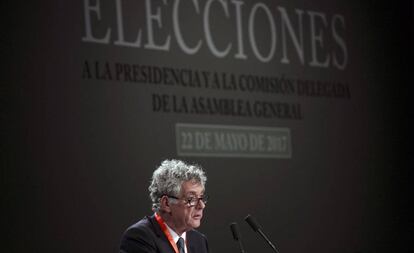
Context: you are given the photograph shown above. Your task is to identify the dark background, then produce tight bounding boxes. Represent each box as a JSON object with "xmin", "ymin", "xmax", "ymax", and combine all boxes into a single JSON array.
[{"xmin": 2, "ymin": 0, "xmax": 412, "ymax": 253}]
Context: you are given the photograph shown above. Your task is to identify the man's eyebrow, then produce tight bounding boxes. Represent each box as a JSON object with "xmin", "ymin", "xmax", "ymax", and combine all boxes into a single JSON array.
[{"xmin": 185, "ymin": 190, "xmax": 205, "ymax": 196}]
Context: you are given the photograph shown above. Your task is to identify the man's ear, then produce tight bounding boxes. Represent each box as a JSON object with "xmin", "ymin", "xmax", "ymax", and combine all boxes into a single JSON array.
[{"xmin": 160, "ymin": 195, "xmax": 172, "ymax": 213}]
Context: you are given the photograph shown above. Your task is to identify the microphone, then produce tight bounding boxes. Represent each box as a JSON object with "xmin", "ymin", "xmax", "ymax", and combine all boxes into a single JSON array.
[
  {"xmin": 230, "ymin": 222, "xmax": 246, "ymax": 253},
  {"xmin": 244, "ymin": 214, "xmax": 280, "ymax": 253}
]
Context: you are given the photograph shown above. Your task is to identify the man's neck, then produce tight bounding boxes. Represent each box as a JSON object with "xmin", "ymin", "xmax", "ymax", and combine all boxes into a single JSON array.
[{"xmin": 158, "ymin": 213, "xmax": 186, "ymax": 236}]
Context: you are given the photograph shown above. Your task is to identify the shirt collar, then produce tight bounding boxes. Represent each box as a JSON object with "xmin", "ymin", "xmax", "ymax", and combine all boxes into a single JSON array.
[{"xmin": 164, "ymin": 222, "xmax": 187, "ymax": 243}]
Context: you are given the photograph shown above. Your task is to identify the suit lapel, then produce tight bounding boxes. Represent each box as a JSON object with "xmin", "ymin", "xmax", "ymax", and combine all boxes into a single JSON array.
[
  {"xmin": 148, "ymin": 215, "xmax": 176, "ymax": 253},
  {"xmin": 187, "ymin": 230, "xmax": 197, "ymax": 253}
]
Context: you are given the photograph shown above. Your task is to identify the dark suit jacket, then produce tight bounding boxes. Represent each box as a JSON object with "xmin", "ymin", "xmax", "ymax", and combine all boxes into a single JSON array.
[{"xmin": 120, "ymin": 215, "xmax": 209, "ymax": 253}]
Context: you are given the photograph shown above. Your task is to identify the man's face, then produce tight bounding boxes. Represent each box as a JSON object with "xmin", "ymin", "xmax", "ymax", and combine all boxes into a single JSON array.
[{"xmin": 169, "ymin": 180, "xmax": 206, "ymax": 233}]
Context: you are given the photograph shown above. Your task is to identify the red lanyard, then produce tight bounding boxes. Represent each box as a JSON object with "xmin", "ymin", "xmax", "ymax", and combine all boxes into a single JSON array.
[{"xmin": 155, "ymin": 213, "xmax": 180, "ymax": 253}]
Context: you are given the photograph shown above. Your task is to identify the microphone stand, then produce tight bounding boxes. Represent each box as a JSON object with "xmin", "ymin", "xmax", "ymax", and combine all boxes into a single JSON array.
[
  {"xmin": 257, "ymin": 229, "xmax": 279, "ymax": 253},
  {"xmin": 244, "ymin": 214, "xmax": 280, "ymax": 253}
]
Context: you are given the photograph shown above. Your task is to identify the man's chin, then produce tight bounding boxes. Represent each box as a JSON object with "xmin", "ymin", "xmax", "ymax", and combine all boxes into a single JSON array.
[{"xmin": 190, "ymin": 220, "xmax": 201, "ymax": 228}]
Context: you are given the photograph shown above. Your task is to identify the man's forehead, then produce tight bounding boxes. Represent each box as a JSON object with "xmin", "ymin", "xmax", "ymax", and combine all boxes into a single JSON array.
[{"xmin": 180, "ymin": 180, "xmax": 204, "ymax": 194}]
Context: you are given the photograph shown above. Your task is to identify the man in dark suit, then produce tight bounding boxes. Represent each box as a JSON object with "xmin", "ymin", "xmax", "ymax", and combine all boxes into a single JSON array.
[{"xmin": 120, "ymin": 159, "xmax": 209, "ymax": 253}]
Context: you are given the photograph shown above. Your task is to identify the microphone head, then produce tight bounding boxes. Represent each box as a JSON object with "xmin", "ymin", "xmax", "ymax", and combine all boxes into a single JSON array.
[
  {"xmin": 244, "ymin": 214, "xmax": 261, "ymax": 232},
  {"xmin": 230, "ymin": 222, "xmax": 241, "ymax": 241}
]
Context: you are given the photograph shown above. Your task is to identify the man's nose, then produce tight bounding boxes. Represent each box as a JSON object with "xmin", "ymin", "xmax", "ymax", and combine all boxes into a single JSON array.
[{"xmin": 196, "ymin": 199, "xmax": 206, "ymax": 209}]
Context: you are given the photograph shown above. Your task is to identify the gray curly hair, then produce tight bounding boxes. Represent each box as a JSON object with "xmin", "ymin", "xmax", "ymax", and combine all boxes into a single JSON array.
[{"xmin": 149, "ymin": 159, "xmax": 207, "ymax": 212}]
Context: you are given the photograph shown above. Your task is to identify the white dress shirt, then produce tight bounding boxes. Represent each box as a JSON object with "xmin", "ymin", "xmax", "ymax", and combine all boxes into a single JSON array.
[{"xmin": 165, "ymin": 223, "xmax": 188, "ymax": 253}]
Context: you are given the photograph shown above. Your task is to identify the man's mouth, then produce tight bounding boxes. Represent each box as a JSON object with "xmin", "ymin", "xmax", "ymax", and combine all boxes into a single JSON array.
[{"xmin": 193, "ymin": 214, "xmax": 203, "ymax": 220}]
